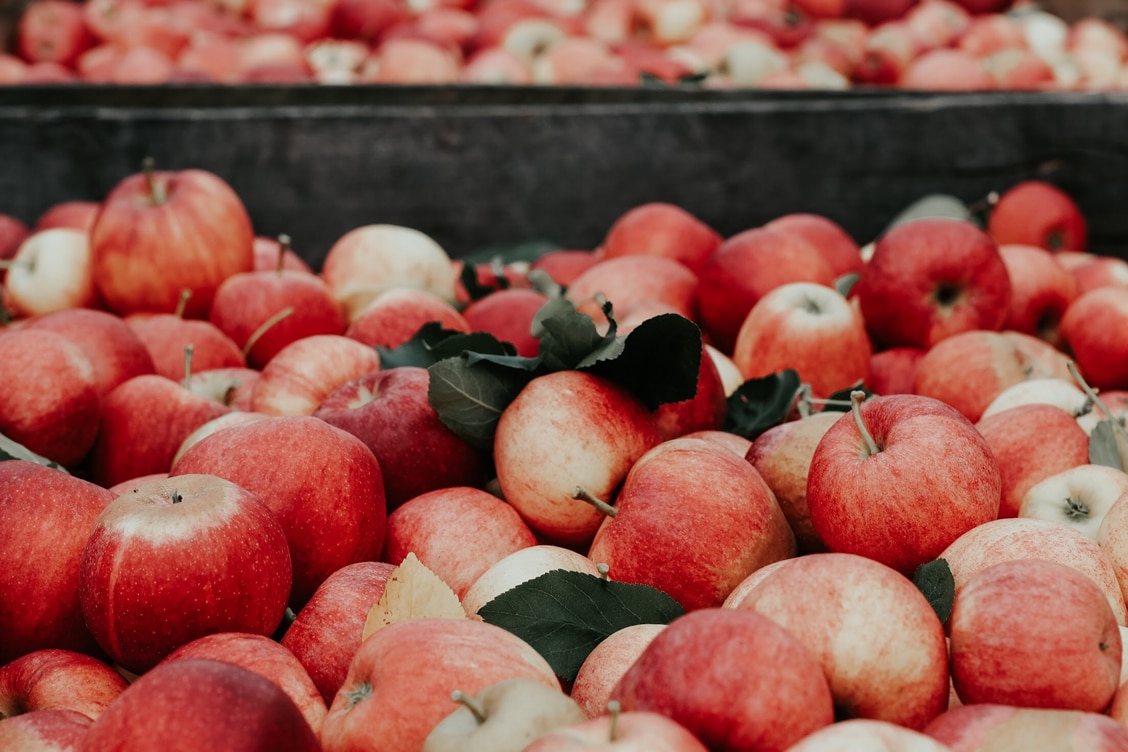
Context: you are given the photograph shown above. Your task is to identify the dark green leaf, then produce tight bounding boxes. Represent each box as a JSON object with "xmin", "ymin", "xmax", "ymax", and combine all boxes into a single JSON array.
[
  {"xmin": 477, "ymin": 569, "xmax": 685, "ymax": 682},
  {"xmin": 678, "ymin": 72, "xmax": 708, "ymax": 85},
  {"xmin": 583, "ymin": 314, "xmax": 702, "ymax": 409},
  {"xmin": 835, "ymin": 273, "xmax": 860, "ymax": 298},
  {"xmin": 0, "ymin": 432, "xmax": 68, "ymax": 473},
  {"xmin": 427, "ymin": 356, "xmax": 531, "ymax": 451},
  {"xmin": 459, "ymin": 260, "xmax": 503, "ymax": 303},
  {"xmin": 461, "ymin": 241, "xmax": 563, "ymax": 267},
  {"xmin": 822, "ymin": 382, "xmax": 873, "ymax": 413},
  {"xmin": 639, "ymin": 71, "xmax": 666, "ymax": 87},
  {"xmin": 1090, "ymin": 420, "xmax": 1124, "ymax": 471},
  {"xmin": 913, "ymin": 558, "xmax": 955, "ymax": 626},
  {"xmin": 464, "ymin": 351, "xmax": 542, "ymax": 372},
  {"xmin": 535, "ymin": 299, "xmax": 618, "ymax": 373},
  {"xmin": 723, "ymin": 370, "xmax": 801, "ymax": 439},
  {"xmin": 377, "ymin": 323, "xmax": 513, "ymax": 369}
]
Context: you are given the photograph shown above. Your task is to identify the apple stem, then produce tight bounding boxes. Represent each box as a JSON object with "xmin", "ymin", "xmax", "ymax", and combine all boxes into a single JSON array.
[
  {"xmin": 1068, "ymin": 361, "xmax": 1128, "ymax": 441},
  {"xmin": 142, "ymin": 157, "xmax": 166, "ymax": 205},
  {"xmin": 243, "ymin": 306, "xmax": 295, "ymax": 358},
  {"xmin": 607, "ymin": 700, "xmax": 621, "ymax": 742},
  {"xmin": 796, "ymin": 384, "xmax": 812, "ymax": 418},
  {"xmin": 572, "ymin": 486, "xmax": 617, "ymax": 518},
  {"xmin": 451, "ymin": 690, "xmax": 488, "ymax": 725},
  {"xmin": 183, "ymin": 344, "xmax": 195, "ymax": 390},
  {"xmin": 851, "ymin": 390, "xmax": 879, "ymax": 455},
  {"xmin": 174, "ymin": 288, "xmax": 191, "ymax": 319},
  {"xmin": 276, "ymin": 234, "xmax": 291, "ymax": 273},
  {"xmin": 597, "ymin": 562, "xmax": 610, "ymax": 581}
]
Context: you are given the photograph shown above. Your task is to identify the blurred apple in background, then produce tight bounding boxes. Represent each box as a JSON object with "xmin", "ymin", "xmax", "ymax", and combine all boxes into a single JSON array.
[
  {"xmin": 599, "ymin": 202, "xmax": 721, "ymax": 274},
  {"xmin": 1061, "ymin": 286, "xmax": 1128, "ymax": 391},
  {"xmin": 988, "ymin": 179, "xmax": 1088, "ymax": 252}
]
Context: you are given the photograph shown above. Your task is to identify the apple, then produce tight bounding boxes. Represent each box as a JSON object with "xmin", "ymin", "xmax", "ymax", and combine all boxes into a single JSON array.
[
  {"xmin": 383, "ymin": 486, "xmax": 537, "ymax": 599},
  {"xmin": 564, "ymin": 256, "xmax": 699, "ymax": 331},
  {"xmin": 170, "ymin": 415, "xmax": 386, "ymax": 607},
  {"xmin": 854, "ymin": 218, "xmax": 1011, "ymax": 350},
  {"xmin": 732, "ymin": 553, "xmax": 948, "ymax": 729},
  {"xmin": 866, "ymin": 346, "xmax": 924, "ymax": 396},
  {"xmin": 250, "ymin": 333, "xmax": 381, "ymax": 416},
  {"xmin": 345, "ymin": 288, "xmax": 470, "ymax": 349},
  {"xmin": 588, "ymin": 437, "xmax": 794, "ymax": 610},
  {"xmin": 984, "ymin": 48, "xmax": 1056, "ymax": 90},
  {"xmin": 570, "ymin": 624, "xmax": 666, "ymax": 719},
  {"xmin": 530, "ymin": 249, "xmax": 600, "ymax": 287},
  {"xmin": 0, "ymin": 214, "xmax": 30, "ymax": 273},
  {"xmin": 1061, "ymin": 287, "xmax": 1128, "ymax": 391},
  {"xmin": 462, "ymin": 545, "xmax": 602, "ymax": 617},
  {"xmin": 1071, "ymin": 255, "xmax": 1128, "ymax": 297},
  {"xmin": 494, "ymin": 370, "xmax": 662, "ymax": 546},
  {"xmin": 461, "ymin": 288, "xmax": 549, "ymax": 358},
  {"xmin": 35, "ymin": 201, "xmax": 99, "ymax": 233},
  {"xmin": 2, "ymin": 229, "xmax": 96, "ymax": 317},
  {"xmin": 87, "ymin": 371, "xmax": 232, "ymax": 488},
  {"xmin": 523, "ymin": 708, "xmax": 709, "ymax": 751},
  {"xmin": 280, "ymin": 561, "xmax": 397, "ymax": 703},
  {"xmin": 855, "ymin": 21, "xmax": 920, "ymax": 85},
  {"xmin": 900, "ymin": 49, "xmax": 996, "ymax": 91},
  {"xmin": 252, "ymin": 236, "xmax": 314, "ymax": 274},
  {"xmin": 187, "ymin": 367, "xmax": 262, "ymax": 413},
  {"xmin": 975, "ymin": 403, "xmax": 1091, "ymax": 518},
  {"xmin": 331, "ymin": 0, "xmax": 402, "ymax": 42},
  {"xmin": 320, "ymin": 619, "xmax": 559, "ymax": 752},
  {"xmin": 208, "ymin": 263, "xmax": 346, "ymax": 369},
  {"xmin": 925, "ymin": 704, "xmax": 1128, "ymax": 750},
  {"xmin": 24, "ymin": 308, "xmax": 156, "ymax": 399},
  {"xmin": 949, "ymin": 559, "xmax": 1120, "ymax": 712},
  {"xmin": 978, "ymin": 377, "xmax": 1089, "ymax": 423},
  {"xmin": 422, "ymin": 678, "xmax": 587, "ymax": 752},
  {"xmin": 599, "ymin": 203, "xmax": 721, "ymax": 274},
  {"xmin": 81, "ymin": 659, "xmax": 321, "ymax": 752},
  {"xmin": 939, "ymin": 517, "xmax": 1128, "ymax": 626},
  {"xmin": 158, "ymin": 632, "xmax": 327, "ymax": 736},
  {"xmin": 997, "ymin": 244, "xmax": 1077, "ymax": 345},
  {"xmin": 904, "ymin": 0, "xmax": 971, "ymax": 50},
  {"xmin": 1019, "ymin": 464, "xmax": 1128, "ymax": 540},
  {"xmin": 235, "ymin": 32, "xmax": 314, "ymax": 82},
  {"xmin": 17, "ymin": 0, "xmax": 94, "ymax": 66},
  {"xmin": 987, "ymin": 180, "xmax": 1088, "ymax": 252},
  {"xmin": 611, "ymin": 608, "xmax": 833, "ymax": 751},
  {"xmin": 90, "ymin": 161, "xmax": 254, "ymax": 318},
  {"xmin": 78, "ymin": 474, "xmax": 292, "ymax": 673},
  {"xmin": 1096, "ymin": 492, "xmax": 1128, "ymax": 608},
  {"xmin": 314, "ymin": 367, "xmax": 491, "ymax": 511},
  {"xmin": 0, "ymin": 328, "xmax": 100, "ymax": 469},
  {"xmin": 128, "ymin": 309, "xmax": 246, "ymax": 381},
  {"xmin": 807, "ymin": 393, "xmax": 1001, "ymax": 575},
  {"xmin": 0, "ymin": 649, "xmax": 127, "ymax": 720},
  {"xmin": 0, "ymin": 709, "xmax": 91, "ymax": 751},
  {"xmin": 786, "ymin": 719, "xmax": 953, "ymax": 751},
  {"xmin": 958, "ymin": 13, "xmax": 1025, "ymax": 56},
  {"xmin": 252, "ymin": 0, "xmax": 331, "ymax": 44},
  {"xmin": 732, "ymin": 281, "xmax": 870, "ymax": 399},
  {"xmin": 362, "ymin": 37, "xmax": 462, "ymax": 84},
  {"xmin": 696, "ymin": 227, "xmax": 836, "ymax": 353},
  {"xmin": 462, "ymin": 45, "xmax": 534, "ymax": 82}
]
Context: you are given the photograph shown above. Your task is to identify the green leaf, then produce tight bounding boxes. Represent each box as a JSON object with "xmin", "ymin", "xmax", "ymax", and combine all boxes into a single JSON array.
[
  {"xmin": 477, "ymin": 569, "xmax": 685, "ymax": 682},
  {"xmin": 459, "ymin": 260, "xmax": 504, "ymax": 303},
  {"xmin": 584, "ymin": 314, "xmax": 702, "ymax": 409},
  {"xmin": 377, "ymin": 323, "xmax": 513, "ymax": 369},
  {"xmin": 0, "ymin": 432, "xmax": 68, "ymax": 473},
  {"xmin": 835, "ymin": 273, "xmax": 860, "ymax": 298},
  {"xmin": 723, "ymin": 370, "xmax": 801, "ymax": 439},
  {"xmin": 822, "ymin": 382, "xmax": 873, "ymax": 413},
  {"xmin": 913, "ymin": 558, "xmax": 955, "ymax": 626},
  {"xmin": 1090, "ymin": 420, "xmax": 1124, "ymax": 471},
  {"xmin": 427, "ymin": 356, "xmax": 532, "ymax": 451},
  {"xmin": 534, "ymin": 299, "xmax": 618, "ymax": 373}
]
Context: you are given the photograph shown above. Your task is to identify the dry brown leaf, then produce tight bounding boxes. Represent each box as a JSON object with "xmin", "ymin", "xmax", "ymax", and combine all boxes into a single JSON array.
[{"xmin": 362, "ymin": 552, "xmax": 467, "ymax": 641}]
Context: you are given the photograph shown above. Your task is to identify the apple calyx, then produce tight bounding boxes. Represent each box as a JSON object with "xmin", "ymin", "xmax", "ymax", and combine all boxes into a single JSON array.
[
  {"xmin": 606, "ymin": 700, "xmax": 621, "ymax": 742},
  {"xmin": 174, "ymin": 288, "xmax": 192, "ymax": 318},
  {"xmin": 851, "ymin": 390, "xmax": 880, "ymax": 456},
  {"xmin": 142, "ymin": 157, "xmax": 168, "ymax": 206},
  {"xmin": 342, "ymin": 681, "xmax": 373, "ymax": 711},
  {"xmin": 1063, "ymin": 496, "xmax": 1090, "ymax": 521},
  {"xmin": 242, "ymin": 306, "xmax": 296, "ymax": 358},
  {"xmin": 276, "ymin": 234, "xmax": 292, "ymax": 273},
  {"xmin": 450, "ymin": 689, "xmax": 489, "ymax": 725},
  {"xmin": 171, "ymin": 490, "xmax": 184, "ymax": 504},
  {"xmin": 572, "ymin": 486, "xmax": 617, "ymax": 518},
  {"xmin": 183, "ymin": 344, "xmax": 195, "ymax": 390}
]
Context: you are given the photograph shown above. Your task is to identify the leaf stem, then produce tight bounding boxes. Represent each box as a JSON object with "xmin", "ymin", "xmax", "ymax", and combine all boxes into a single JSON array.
[
  {"xmin": 573, "ymin": 486, "xmax": 617, "ymax": 518},
  {"xmin": 851, "ymin": 390, "xmax": 879, "ymax": 456},
  {"xmin": 451, "ymin": 690, "xmax": 487, "ymax": 725},
  {"xmin": 1068, "ymin": 361, "xmax": 1128, "ymax": 442}
]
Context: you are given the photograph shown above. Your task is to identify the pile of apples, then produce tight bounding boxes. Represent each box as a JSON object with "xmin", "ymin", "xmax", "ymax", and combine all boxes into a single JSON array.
[
  {"xmin": 5, "ymin": 161, "xmax": 1128, "ymax": 751},
  {"xmin": 4, "ymin": 0, "xmax": 1128, "ymax": 88}
]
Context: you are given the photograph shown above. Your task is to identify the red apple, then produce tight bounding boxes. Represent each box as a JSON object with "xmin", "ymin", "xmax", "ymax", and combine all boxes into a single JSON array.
[
  {"xmin": 1061, "ymin": 287, "xmax": 1128, "ymax": 391},
  {"xmin": 570, "ymin": 624, "xmax": 666, "ymax": 720},
  {"xmin": 904, "ymin": 0, "xmax": 970, "ymax": 50},
  {"xmin": 382, "ymin": 486, "xmax": 538, "ymax": 599},
  {"xmin": 345, "ymin": 288, "xmax": 470, "ymax": 349},
  {"xmin": 320, "ymin": 619, "xmax": 558, "ymax": 752},
  {"xmin": 462, "ymin": 545, "xmax": 602, "ymax": 616},
  {"xmin": 461, "ymin": 288, "xmax": 549, "ymax": 358},
  {"xmin": 949, "ymin": 559, "xmax": 1120, "ymax": 711},
  {"xmin": 807, "ymin": 393, "xmax": 1001, "ymax": 575},
  {"xmin": 587, "ymin": 437, "xmax": 795, "ymax": 611},
  {"xmin": 128, "ymin": 311, "xmax": 246, "ymax": 382},
  {"xmin": 866, "ymin": 346, "xmax": 924, "ymax": 396},
  {"xmin": 1071, "ymin": 255, "xmax": 1128, "ymax": 297},
  {"xmin": 611, "ymin": 608, "xmax": 833, "ymax": 751},
  {"xmin": 2, "ymin": 229, "xmax": 96, "ymax": 317},
  {"xmin": 697, "ymin": 227, "xmax": 836, "ymax": 353},
  {"xmin": 1096, "ymin": 492, "xmax": 1128, "ymax": 609},
  {"xmin": 0, "ymin": 215, "xmax": 30, "ymax": 274},
  {"xmin": 599, "ymin": 203, "xmax": 721, "ymax": 274},
  {"xmin": 530, "ymin": 249, "xmax": 600, "ymax": 287},
  {"xmin": 17, "ymin": 0, "xmax": 94, "ymax": 66},
  {"xmin": 789, "ymin": 719, "xmax": 952, "ymax": 750},
  {"xmin": 0, "ymin": 463, "xmax": 114, "ymax": 664},
  {"xmin": 0, "ymin": 649, "xmax": 127, "ymax": 721},
  {"xmin": 900, "ymin": 49, "xmax": 995, "ymax": 91},
  {"xmin": 280, "ymin": 561, "xmax": 396, "ymax": 703},
  {"xmin": 79, "ymin": 474, "xmax": 292, "ymax": 673},
  {"xmin": 855, "ymin": 218, "xmax": 1011, "ymax": 350},
  {"xmin": 0, "ymin": 709, "xmax": 90, "ymax": 751},
  {"xmin": 170, "ymin": 415, "xmax": 386, "ymax": 607},
  {"xmin": 187, "ymin": 367, "xmax": 261, "ymax": 413},
  {"xmin": 252, "ymin": 236, "xmax": 314, "ymax": 274},
  {"xmin": 331, "ymin": 0, "xmax": 403, "ymax": 41},
  {"xmin": 158, "ymin": 632, "xmax": 326, "ymax": 736},
  {"xmin": 35, "ymin": 201, "xmax": 99, "ymax": 233},
  {"xmin": 925, "ymin": 704, "xmax": 1128, "ymax": 750},
  {"xmin": 250, "ymin": 334, "xmax": 381, "ymax": 416},
  {"xmin": 651, "ymin": 343, "xmax": 728, "ymax": 441},
  {"xmin": 524, "ymin": 710, "xmax": 709, "ymax": 751},
  {"xmin": 0, "ymin": 329, "xmax": 100, "ymax": 469},
  {"xmin": 81, "ymin": 659, "xmax": 321, "ymax": 752},
  {"xmin": 565, "ymin": 256, "xmax": 698, "ymax": 331},
  {"xmin": 90, "ymin": 162, "xmax": 253, "ymax": 318},
  {"xmin": 997, "ymin": 244, "xmax": 1077, "ymax": 345},
  {"xmin": 763, "ymin": 212, "xmax": 864, "ymax": 279},
  {"xmin": 988, "ymin": 180, "xmax": 1087, "ymax": 252}
]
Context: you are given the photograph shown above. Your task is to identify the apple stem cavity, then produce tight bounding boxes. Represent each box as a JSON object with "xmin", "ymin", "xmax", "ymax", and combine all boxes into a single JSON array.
[
  {"xmin": 1069, "ymin": 360, "xmax": 1128, "ymax": 440},
  {"xmin": 243, "ymin": 306, "xmax": 296, "ymax": 358},
  {"xmin": 851, "ymin": 390, "xmax": 880, "ymax": 456},
  {"xmin": 450, "ymin": 690, "xmax": 488, "ymax": 725},
  {"xmin": 174, "ymin": 288, "xmax": 191, "ymax": 319},
  {"xmin": 607, "ymin": 700, "xmax": 621, "ymax": 742},
  {"xmin": 183, "ymin": 344, "xmax": 195, "ymax": 390},
  {"xmin": 277, "ymin": 234, "xmax": 292, "ymax": 273},
  {"xmin": 142, "ymin": 157, "xmax": 167, "ymax": 205},
  {"xmin": 572, "ymin": 486, "xmax": 617, "ymax": 518}
]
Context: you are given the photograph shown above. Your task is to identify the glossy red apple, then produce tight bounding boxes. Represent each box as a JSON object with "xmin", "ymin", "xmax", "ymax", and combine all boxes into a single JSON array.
[
  {"xmin": 128, "ymin": 310, "xmax": 246, "ymax": 381},
  {"xmin": 1061, "ymin": 286, "xmax": 1128, "ymax": 391},
  {"xmin": 461, "ymin": 287, "xmax": 549, "ymax": 358},
  {"xmin": 345, "ymin": 288, "xmax": 470, "ymax": 349},
  {"xmin": 764, "ymin": 212, "xmax": 864, "ymax": 279},
  {"xmin": 998, "ymin": 243, "xmax": 1077, "ymax": 345},
  {"xmin": 865, "ymin": 346, "xmax": 924, "ymax": 396},
  {"xmin": 599, "ymin": 202, "xmax": 721, "ymax": 274},
  {"xmin": 250, "ymin": 333, "xmax": 380, "ymax": 416},
  {"xmin": 0, "ymin": 708, "xmax": 91, "ymax": 751},
  {"xmin": 0, "ymin": 649, "xmax": 127, "ymax": 721},
  {"xmin": 570, "ymin": 624, "xmax": 666, "ymax": 719},
  {"xmin": 988, "ymin": 180, "xmax": 1088, "ymax": 252}
]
